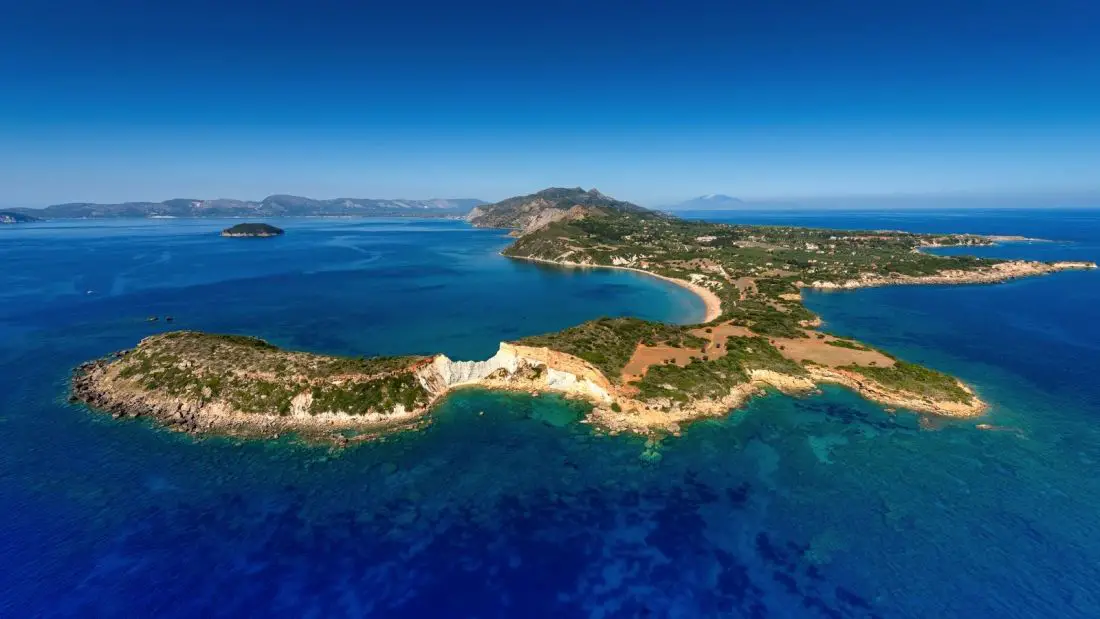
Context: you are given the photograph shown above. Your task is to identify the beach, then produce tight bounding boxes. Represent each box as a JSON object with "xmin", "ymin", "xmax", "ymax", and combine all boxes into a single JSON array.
[{"xmin": 506, "ymin": 254, "xmax": 723, "ymax": 323}]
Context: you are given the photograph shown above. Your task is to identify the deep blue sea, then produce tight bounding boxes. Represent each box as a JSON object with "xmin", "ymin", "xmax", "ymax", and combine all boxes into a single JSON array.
[{"xmin": 2, "ymin": 211, "xmax": 1099, "ymax": 618}]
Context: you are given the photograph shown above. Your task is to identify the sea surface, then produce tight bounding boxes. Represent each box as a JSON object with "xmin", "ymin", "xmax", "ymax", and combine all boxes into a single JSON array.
[{"xmin": 1, "ymin": 211, "xmax": 1099, "ymax": 618}]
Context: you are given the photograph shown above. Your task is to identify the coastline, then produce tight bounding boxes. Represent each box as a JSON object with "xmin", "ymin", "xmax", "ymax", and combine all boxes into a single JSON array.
[
  {"xmin": 73, "ymin": 230, "xmax": 1100, "ymax": 443},
  {"xmin": 73, "ymin": 332, "xmax": 986, "ymax": 444},
  {"xmin": 806, "ymin": 260, "xmax": 1096, "ymax": 291},
  {"xmin": 505, "ymin": 254, "xmax": 723, "ymax": 324}
]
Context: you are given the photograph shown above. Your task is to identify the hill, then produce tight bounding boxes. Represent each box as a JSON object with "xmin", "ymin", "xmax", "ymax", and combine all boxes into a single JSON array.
[
  {"xmin": 10, "ymin": 196, "xmax": 485, "ymax": 220},
  {"xmin": 466, "ymin": 187, "xmax": 654, "ymax": 233},
  {"xmin": 665, "ymin": 194, "xmax": 746, "ymax": 210}
]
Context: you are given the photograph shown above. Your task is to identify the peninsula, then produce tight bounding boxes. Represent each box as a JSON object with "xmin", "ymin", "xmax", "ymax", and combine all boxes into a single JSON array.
[
  {"xmin": 0, "ymin": 211, "xmax": 42, "ymax": 224},
  {"xmin": 221, "ymin": 223, "xmax": 284, "ymax": 238},
  {"xmin": 72, "ymin": 188, "xmax": 1097, "ymax": 440}
]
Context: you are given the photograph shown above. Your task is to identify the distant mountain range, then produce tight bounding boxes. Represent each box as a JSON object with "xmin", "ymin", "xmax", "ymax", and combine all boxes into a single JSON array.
[
  {"xmin": 467, "ymin": 187, "xmax": 654, "ymax": 232},
  {"xmin": 7, "ymin": 196, "xmax": 486, "ymax": 219},
  {"xmin": 663, "ymin": 194, "xmax": 747, "ymax": 210}
]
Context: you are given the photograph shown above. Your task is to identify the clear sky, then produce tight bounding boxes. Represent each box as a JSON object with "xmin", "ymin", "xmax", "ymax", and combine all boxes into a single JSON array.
[{"xmin": 2, "ymin": 0, "xmax": 1099, "ymax": 207}]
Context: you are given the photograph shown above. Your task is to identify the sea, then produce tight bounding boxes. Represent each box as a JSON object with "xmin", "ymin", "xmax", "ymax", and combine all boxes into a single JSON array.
[{"xmin": 1, "ymin": 209, "xmax": 1098, "ymax": 618}]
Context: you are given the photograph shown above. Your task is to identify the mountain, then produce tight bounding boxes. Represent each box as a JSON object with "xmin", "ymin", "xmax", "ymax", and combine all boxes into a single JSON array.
[
  {"xmin": 0, "ymin": 211, "xmax": 42, "ymax": 223},
  {"xmin": 467, "ymin": 187, "xmax": 652, "ymax": 232},
  {"xmin": 665, "ymin": 194, "xmax": 746, "ymax": 210},
  {"xmin": 10, "ymin": 196, "xmax": 486, "ymax": 220}
]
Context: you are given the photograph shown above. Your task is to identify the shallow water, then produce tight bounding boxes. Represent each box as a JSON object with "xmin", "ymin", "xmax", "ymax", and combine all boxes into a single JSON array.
[{"xmin": 2, "ymin": 212, "xmax": 1099, "ymax": 617}]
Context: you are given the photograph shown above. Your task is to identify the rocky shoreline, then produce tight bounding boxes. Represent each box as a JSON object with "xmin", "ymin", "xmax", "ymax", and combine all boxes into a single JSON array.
[
  {"xmin": 69, "ymin": 339, "xmax": 618, "ymax": 442},
  {"xmin": 808, "ymin": 260, "xmax": 1096, "ymax": 291},
  {"xmin": 71, "ymin": 354, "xmax": 430, "ymax": 441},
  {"xmin": 68, "ymin": 228, "xmax": 1093, "ymax": 443},
  {"xmin": 72, "ymin": 334, "xmax": 988, "ymax": 442}
]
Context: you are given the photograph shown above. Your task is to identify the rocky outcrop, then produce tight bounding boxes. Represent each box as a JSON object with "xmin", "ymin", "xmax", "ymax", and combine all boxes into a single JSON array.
[
  {"xmin": 467, "ymin": 198, "xmax": 590, "ymax": 234},
  {"xmin": 522, "ymin": 204, "xmax": 591, "ymax": 234},
  {"xmin": 467, "ymin": 187, "xmax": 651, "ymax": 230},
  {"xmin": 805, "ymin": 366, "xmax": 985, "ymax": 418}
]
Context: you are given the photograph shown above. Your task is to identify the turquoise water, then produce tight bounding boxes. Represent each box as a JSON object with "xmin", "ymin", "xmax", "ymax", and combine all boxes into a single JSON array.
[{"xmin": 2, "ymin": 212, "xmax": 1099, "ymax": 617}]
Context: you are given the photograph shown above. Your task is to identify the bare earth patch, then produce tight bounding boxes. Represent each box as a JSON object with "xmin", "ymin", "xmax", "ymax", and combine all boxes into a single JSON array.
[
  {"xmin": 733, "ymin": 277, "xmax": 757, "ymax": 299},
  {"xmin": 620, "ymin": 322, "xmax": 758, "ymax": 383},
  {"xmin": 767, "ymin": 334, "xmax": 895, "ymax": 368},
  {"xmin": 619, "ymin": 321, "xmax": 892, "ymax": 387}
]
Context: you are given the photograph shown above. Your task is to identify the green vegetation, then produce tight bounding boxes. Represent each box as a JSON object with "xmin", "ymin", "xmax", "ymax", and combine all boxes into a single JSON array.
[
  {"xmin": 504, "ymin": 207, "xmax": 1007, "ymax": 308},
  {"xmin": 518, "ymin": 317, "xmax": 706, "ymax": 382},
  {"xmin": 222, "ymin": 222, "xmax": 284, "ymax": 236},
  {"xmin": 633, "ymin": 336, "xmax": 805, "ymax": 403},
  {"xmin": 87, "ymin": 189, "xmax": 1016, "ymax": 429},
  {"xmin": 825, "ymin": 339, "xmax": 870, "ymax": 351},
  {"xmin": 310, "ymin": 373, "xmax": 429, "ymax": 415},
  {"xmin": 723, "ymin": 336, "xmax": 808, "ymax": 376},
  {"xmin": 111, "ymin": 332, "xmax": 430, "ymax": 416},
  {"xmin": 497, "ymin": 192, "xmax": 1007, "ymax": 408},
  {"xmin": 844, "ymin": 361, "xmax": 973, "ymax": 404},
  {"xmin": 724, "ymin": 299, "xmax": 811, "ymax": 338}
]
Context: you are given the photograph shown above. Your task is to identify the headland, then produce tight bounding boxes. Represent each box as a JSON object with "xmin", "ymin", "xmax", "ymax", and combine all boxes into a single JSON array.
[{"xmin": 72, "ymin": 187, "xmax": 1097, "ymax": 442}]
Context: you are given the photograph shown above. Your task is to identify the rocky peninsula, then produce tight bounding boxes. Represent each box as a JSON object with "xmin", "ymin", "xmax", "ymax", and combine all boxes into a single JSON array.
[{"xmin": 73, "ymin": 187, "xmax": 1097, "ymax": 441}]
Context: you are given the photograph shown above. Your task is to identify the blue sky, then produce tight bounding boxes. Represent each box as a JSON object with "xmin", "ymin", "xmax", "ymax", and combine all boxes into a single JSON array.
[{"xmin": 2, "ymin": 0, "xmax": 1099, "ymax": 207}]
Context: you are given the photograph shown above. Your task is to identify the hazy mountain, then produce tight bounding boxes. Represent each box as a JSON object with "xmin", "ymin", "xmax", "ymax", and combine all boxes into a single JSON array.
[
  {"xmin": 467, "ymin": 187, "xmax": 652, "ymax": 231},
  {"xmin": 10, "ymin": 196, "xmax": 486, "ymax": 220},
  {"xmin": 664, "ymin": 194, "xmax": 746, "ymax": 210}
]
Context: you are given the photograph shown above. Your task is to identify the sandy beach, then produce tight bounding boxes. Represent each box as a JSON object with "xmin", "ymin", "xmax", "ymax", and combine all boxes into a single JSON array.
[{"xmin": 506, "ymin": 255, "xmax": 723, "ymax": 323}]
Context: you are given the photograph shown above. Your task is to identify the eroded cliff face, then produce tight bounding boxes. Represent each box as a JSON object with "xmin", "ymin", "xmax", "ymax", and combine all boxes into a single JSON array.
[{"xmin": 417, "ymin": 343, "xmax": 613, "ymax": 404}]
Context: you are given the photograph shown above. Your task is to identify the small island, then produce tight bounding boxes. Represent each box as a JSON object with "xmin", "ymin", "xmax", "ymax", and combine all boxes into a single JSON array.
[
  {"xmin": 221, "ymin": 222, "xmax": 284, "ymax": 237},
  {"xmin": 73, "ymin": 188, "xmax": 1097, "ymax": 442}
]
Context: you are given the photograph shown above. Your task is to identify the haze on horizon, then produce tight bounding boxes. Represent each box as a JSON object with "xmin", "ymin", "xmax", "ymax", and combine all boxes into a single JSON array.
[{"xmin": 1, "ymin": 0, "xmax": 1098, "ymax": 209}]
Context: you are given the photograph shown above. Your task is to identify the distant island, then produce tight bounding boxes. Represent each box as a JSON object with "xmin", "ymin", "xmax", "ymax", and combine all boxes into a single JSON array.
[
  {"xmin": 72, "ymin": 187, "xmax": 1097, "ymax": 442},
  {"xmin": 0, "ymin": 211, "xmax": 42, "ymax": 224},
  {"xmin": 664, "ymin": 194, "xmax": 747, "ymax": 211},
  {"xmin": 221, "ymin": 223, "xmax": 284, "ymax": 238},
  {"xmin": 7, "ymin": 195, "xmax": 486, "ymax": 220}
]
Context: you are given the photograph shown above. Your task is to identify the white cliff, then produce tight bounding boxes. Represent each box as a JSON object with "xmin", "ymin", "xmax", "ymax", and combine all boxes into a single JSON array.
[{"xmin": 418, "ymin": 343, "xmax": 613, "ymax": 404}]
